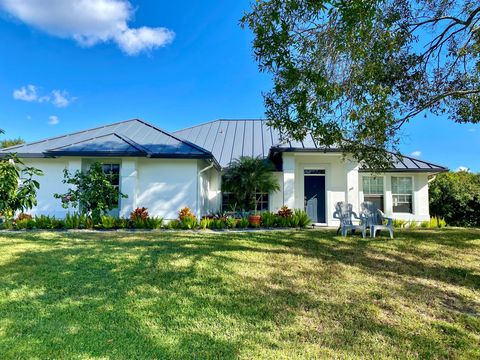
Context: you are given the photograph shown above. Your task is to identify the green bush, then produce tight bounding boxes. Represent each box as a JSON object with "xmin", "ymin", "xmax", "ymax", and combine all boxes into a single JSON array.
[
  {"xmin": 237, "ymin": 217, "xmax": 249, "ymax": 229},
  {"xmin": 392, "ymin": 219, "xmax": 407, "ymax": 228},
  {"xmin": 166, "ymin": 219, "xmax": 181, "ymax": 230},
  {"xmin": 145, "ymin": 217, "xmax": 163, "ymax": 229},
  {"xmin": 100, "ymin": 215, "xmax": 116, "ymax": 230},
  {"xmin": 290, "ymin": 210, "xmax": 311, "ymax": 228},
  {"xmin": 180, "ymin": 216, "xmax": 197, "ymax": 230},
  {"xmin": 420, "ymin": 220, "xmax": 430, "ymax": 228},
  {"xmin": 430, "ymin": 171, "xmax": 480, "ymax": 227},
  {"xmin": 35, "ymin": 215, "xmax": 64, "ymax": 230},
  {"xmin": 212, "ymin": 218, "xmax": 226, "ymax": 230},
  {"xmin": 200, "ymin": 217, "xmax": 212, "ymax": 230},
  {"xmin": 225, "ymin": 217, "xmax": 237, "ymax": 229},
  {"xmin": 115, "ymin": 218, "xmax": 129, "ymax": 229},
  {"xmin": 15, "ymin": 218, "xmax": 35, "ymax": 230},
  {"xmin": 260, "ymin": 212, "xmax": 276, "ymax": 228},
  {"xmin": 64, "ymin": 212, "xmax": 86, "ymax": 229},
  {"xmin": 431, "ymin": 217, "xmax": 446, "ymax": 228}
]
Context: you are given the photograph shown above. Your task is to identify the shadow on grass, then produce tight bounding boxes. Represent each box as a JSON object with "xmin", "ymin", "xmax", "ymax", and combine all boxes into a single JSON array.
[{"xmin": 0, "ymin": 229, "xmax": 478, "ymax": 359}]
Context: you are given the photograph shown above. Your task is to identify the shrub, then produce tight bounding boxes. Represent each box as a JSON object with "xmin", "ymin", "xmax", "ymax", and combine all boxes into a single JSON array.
[
  {"xmin": 277, "ymin": 205, "xmax": 293, "ymax": 218},
  {"xmin": 407, "ymin": 221, "xmax": 418, "ymax": 229},
  {"xmin": 17, "ymin": 213, "xmax": 33, "ymax": 221},
  {"xmin": 261, "ymin": 211, "xmax": 277, "ymax": 228},
  {"xmin": 212, "ymin": 218, "xmax": 226, "ymax": 230},
  {"xmin": 0, "ymin": 154, "xmax": 43, "ymax": 220},
  {"xmin": 290, "ymin": 209, "xmax": 311, "ymax": 228},
  {"xmin": 15, "ymin": 218, "xmax": 35, "ymax": 230},
  {"xmin": 420, "ymin": 220, "xmax": 430, "ymax": 228},
  {"xmin": 431, "ymin": 217, "xmax": 446, "ymax": 228},
  {"xmin": 225, "ymin": 217, "xmax": 237, "ymax": 229},
  {"xmin": 130, "ymin": 207, "xmax": 149, "ymax": 221},
  {"xmin": 34, "ymin": 215, "xmax": 64, "ymax": 230},
  {"xmin": 64, "ymin": 212, "xmax": 85, "ymax": 229},
  {"xmin": 178, "ymin": 207, "xmax": 195, "ymax": 221},
  {"xmin": 145, "ymin": 217, "xmax": 163, "ymax": 229},
  {"xmin": 115, "ymin": 218, "xmax": 129, "ymax": 229},
  {"xmin": 166, "ymin": 219, "xmax": 181, "ymax": 230},
  {"xmin": 237, "ymin": 217, "xmax": 250, "ymax": 229},
  {"xmin": 181, "ymin": 216, "xmax": 197, "ymax": 230},
  {"xmin": 100, "ymin": 215, "xmax": 116, "ymax": 230},
  {"xmin": 54, "ymin": 162, "xmax": 127, "ymax": 222},
  {"xmin": 200, "ymin": 217, "xmax": 212, "ymax": 230},
  {"xmin": 392, "ymin": 219, "xmax": 407, "ymax": 228},
  {"xmin": 275, "ymin": 215, "xmax": 290, "ymax": 228},
  {"xmin": 430, "ymin": 171, "xmax": 480, "ymax": 227}
]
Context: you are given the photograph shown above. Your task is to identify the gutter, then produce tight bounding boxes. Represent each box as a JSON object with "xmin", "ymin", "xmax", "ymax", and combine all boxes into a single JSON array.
[{"xmin": 197, "ymin": 161, "xmax": 215, "ymax": 219}]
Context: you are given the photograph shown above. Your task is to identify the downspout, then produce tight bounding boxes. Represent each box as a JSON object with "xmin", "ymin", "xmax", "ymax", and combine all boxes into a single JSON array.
[
  {"xmin": 428, "ymin": 175, "xmax": 437, "ymax": 184},
  {"xmin": 197, "ymin": 161, "xmax": 215, "ymax": 220}
]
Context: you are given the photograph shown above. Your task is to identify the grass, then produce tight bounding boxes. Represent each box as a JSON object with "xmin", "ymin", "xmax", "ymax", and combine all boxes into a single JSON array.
[{"xmin": 0, "ymin": 228, "xmax": 479, "ymax": 359}]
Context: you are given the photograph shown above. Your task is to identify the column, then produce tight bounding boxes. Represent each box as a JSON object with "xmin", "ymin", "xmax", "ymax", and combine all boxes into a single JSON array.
[{"xmin": 283, "ymin": 154, "xmax": 295, "ymax": 209}]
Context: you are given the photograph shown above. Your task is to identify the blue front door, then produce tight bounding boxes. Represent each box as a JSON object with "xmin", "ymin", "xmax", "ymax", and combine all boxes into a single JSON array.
[{"xmin": 304, "ymin": 172, "xmax": 326, "ymax": 223}]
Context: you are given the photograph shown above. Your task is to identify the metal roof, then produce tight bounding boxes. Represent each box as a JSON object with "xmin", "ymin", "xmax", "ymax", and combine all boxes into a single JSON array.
[
  {"xmin": 1, "ymin": 118, "xmax": 447, "ymax": 173},
  {"xmin": 174, "ymin": 119, "xmax": 448, "ymax": 172},
  {"xmin": 0, "ymin": 119, "xmax": 215, "ymax": 161}
]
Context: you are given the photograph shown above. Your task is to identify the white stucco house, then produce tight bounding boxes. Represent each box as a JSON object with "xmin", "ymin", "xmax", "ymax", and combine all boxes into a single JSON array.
[{"xmin": 1, "ymin": 118, "xmax": 447, "ymax": 225}]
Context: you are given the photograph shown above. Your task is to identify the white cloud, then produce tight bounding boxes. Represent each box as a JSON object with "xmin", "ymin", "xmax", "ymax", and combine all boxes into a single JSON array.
[
  {"xmin": 0, "ymin": 0, "xmax": 175, "ymax": 55},
  {"xmin": 13, "ymin": 84, "xmax": 38, "ymax": 101},
  {"xmin": 52, "ymin": 90, "xmax": 71, "ymax": 107},
  {"xmin": 456, "ymin": 166, "xmax": 470, "ymax": 172},
  {"xmin": 411, "ymin": 150, "xmax": 422, "ymax": 157},
  {"xmin": 13, "ymin": 85, "xmax": 73, "ymax": 107},
  {"xmin": 48, "ymin": 115, "xmax": 59, "ymax": 125}
]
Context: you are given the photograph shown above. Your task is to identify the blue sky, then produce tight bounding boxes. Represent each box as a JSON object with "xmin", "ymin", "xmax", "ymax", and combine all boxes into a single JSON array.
[{"xmin": 0, "ymin": 0, "xmax": 478, "ymax": 172}]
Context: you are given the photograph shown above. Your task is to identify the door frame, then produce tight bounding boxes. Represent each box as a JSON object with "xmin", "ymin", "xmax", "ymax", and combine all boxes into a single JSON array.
[{"xmin": 303, "ymin": 166, "xmax": 327, "ymax": 224}]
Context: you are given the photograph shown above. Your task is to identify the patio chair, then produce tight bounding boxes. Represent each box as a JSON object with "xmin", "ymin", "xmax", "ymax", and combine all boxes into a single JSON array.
[
  {"xmin": 333, "ymin": 202, "xmax": 367, "ymax": 237},
  {"xmin": 360, "ymin": 201, "xmax": 394, "ymax": 239}
]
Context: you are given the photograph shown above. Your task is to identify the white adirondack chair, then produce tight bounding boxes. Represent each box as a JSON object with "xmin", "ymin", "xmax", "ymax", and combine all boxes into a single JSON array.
[
  {"xmin": 333, "ymin": 201, "xmax": 367, "ymax": 237},
  {"xmin": 360, "ymin": 201, "xmax": 394, "ymax": 239}
]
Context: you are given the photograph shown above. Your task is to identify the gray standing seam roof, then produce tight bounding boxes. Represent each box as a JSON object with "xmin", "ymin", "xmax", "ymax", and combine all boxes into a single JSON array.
[
  {"xmin": 0, "ymin": 119, "xmax": 215, "ymax": 162},
  {"xmin": 1, "ymin": 118, "xmax": 447, "ymax": 173},
  {"xmin": 173, "ymin": 119, "xmax": 448, "ymax": 172}
]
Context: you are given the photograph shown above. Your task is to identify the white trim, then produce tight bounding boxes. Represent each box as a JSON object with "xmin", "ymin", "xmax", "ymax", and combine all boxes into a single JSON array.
[{"xmin": 391, "ymin": 175, "xmax": 415, "ymax": 215}]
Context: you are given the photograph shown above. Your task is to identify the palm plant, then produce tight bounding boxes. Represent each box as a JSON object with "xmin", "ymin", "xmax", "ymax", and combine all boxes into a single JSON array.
[{"xmin": 222, "ymin": 156, "xmax": 280, "ymax": 214}]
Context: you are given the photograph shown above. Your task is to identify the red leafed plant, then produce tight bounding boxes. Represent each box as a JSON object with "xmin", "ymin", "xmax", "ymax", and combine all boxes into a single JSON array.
[
  {"xmin": 130, "ymin": 207, "xmax": 149, "ymax": 221},
  {"xmin": 178, "ymin": 207, "xmax": 195, "ymax": 221},
  {"xmin": 277, "ymin": 205, "xmax": 293, "ymax": 218},
  {"xmin": 16, "ymin": 213, "xmax": 33, "ymax": 221}
]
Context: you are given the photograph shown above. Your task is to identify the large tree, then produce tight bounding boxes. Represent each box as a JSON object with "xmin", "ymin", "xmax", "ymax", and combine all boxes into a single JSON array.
[{"xmin": 242, "ymin": 0, "xmax": 480, "ymax": 168}]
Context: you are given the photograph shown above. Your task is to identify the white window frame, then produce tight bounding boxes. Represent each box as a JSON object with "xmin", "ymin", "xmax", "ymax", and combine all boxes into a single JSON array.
[
  {"xmin": 361, "ymin": 175, "xmax": 386, "ymax": 211},
  {"xmin": 391, "ymin": 175, "xmax": 414, "ymax": 214}
]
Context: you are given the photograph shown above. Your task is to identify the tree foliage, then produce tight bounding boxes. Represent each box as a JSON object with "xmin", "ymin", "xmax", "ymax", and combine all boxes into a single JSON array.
[
  {"xmin": 242, "ymin": 0, "xmax": 480, "ymax": 168},
  {"xmin": 0, "ymin": 154, "xmax": 43, "ymax": 218},
  {"xmin": 1, "ymin": 137, "xmax": 25, "ymax": 149},
  {"xmin": 429, "ymin": 171, "xmax": 480, "ymax": 227},
  {"xmin": 54, "ymin": 162, "xmax": 127, "ymax": 221},
  {"xmin": 222, "ymin": 156, "xmax": 280, "ymax": 212}
]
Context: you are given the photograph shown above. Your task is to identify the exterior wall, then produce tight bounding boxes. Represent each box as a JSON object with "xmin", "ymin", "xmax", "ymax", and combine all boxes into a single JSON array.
[
  {"xmin": 22, "ymin": 157, "xmax": 216, "ymax": 220},
  {"xmin": 283, "ymin": 153, "xmax": 432, "ymax": 225},
  {"xmin": 285, "ymin": 153, "xmax": 353, "ymax": 225},
  {"xmin": 23, "ymin": 157, "xmax": 80, "ymax": 217},
  {"xmin": 135, "ymin": 158, "xmax": 199, "ymax": 220},
  {"xmin": 269, "ymin": 172, "xmax": 284, "ymax": 212}
]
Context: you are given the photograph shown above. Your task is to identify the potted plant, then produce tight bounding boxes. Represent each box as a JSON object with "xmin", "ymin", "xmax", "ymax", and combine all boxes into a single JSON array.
[{"xmin": 222, "ymin": 156, "xmax": 280, "ymax": 226}]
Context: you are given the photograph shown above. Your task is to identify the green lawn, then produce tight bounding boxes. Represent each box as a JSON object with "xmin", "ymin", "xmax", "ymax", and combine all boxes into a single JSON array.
[{"xmin": 0, "ymin": 229, "xmax": 479, "ymax": 359}]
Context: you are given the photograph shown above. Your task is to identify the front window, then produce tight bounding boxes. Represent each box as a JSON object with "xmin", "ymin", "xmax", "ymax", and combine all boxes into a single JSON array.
[
  {"xmin": 392, "ymin": 177, "xmax": 413, "ymax": 213},
  {"xmin": 102, "ymin": 163, "xmax": 121, "ymax": 206},
  {"xmin": 222, "ymin": 192, "xmax": 269, "ymax": 212},
  {"xmin": 362, "ymin": 176, "xmax": 384, "ymax": 211}
]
